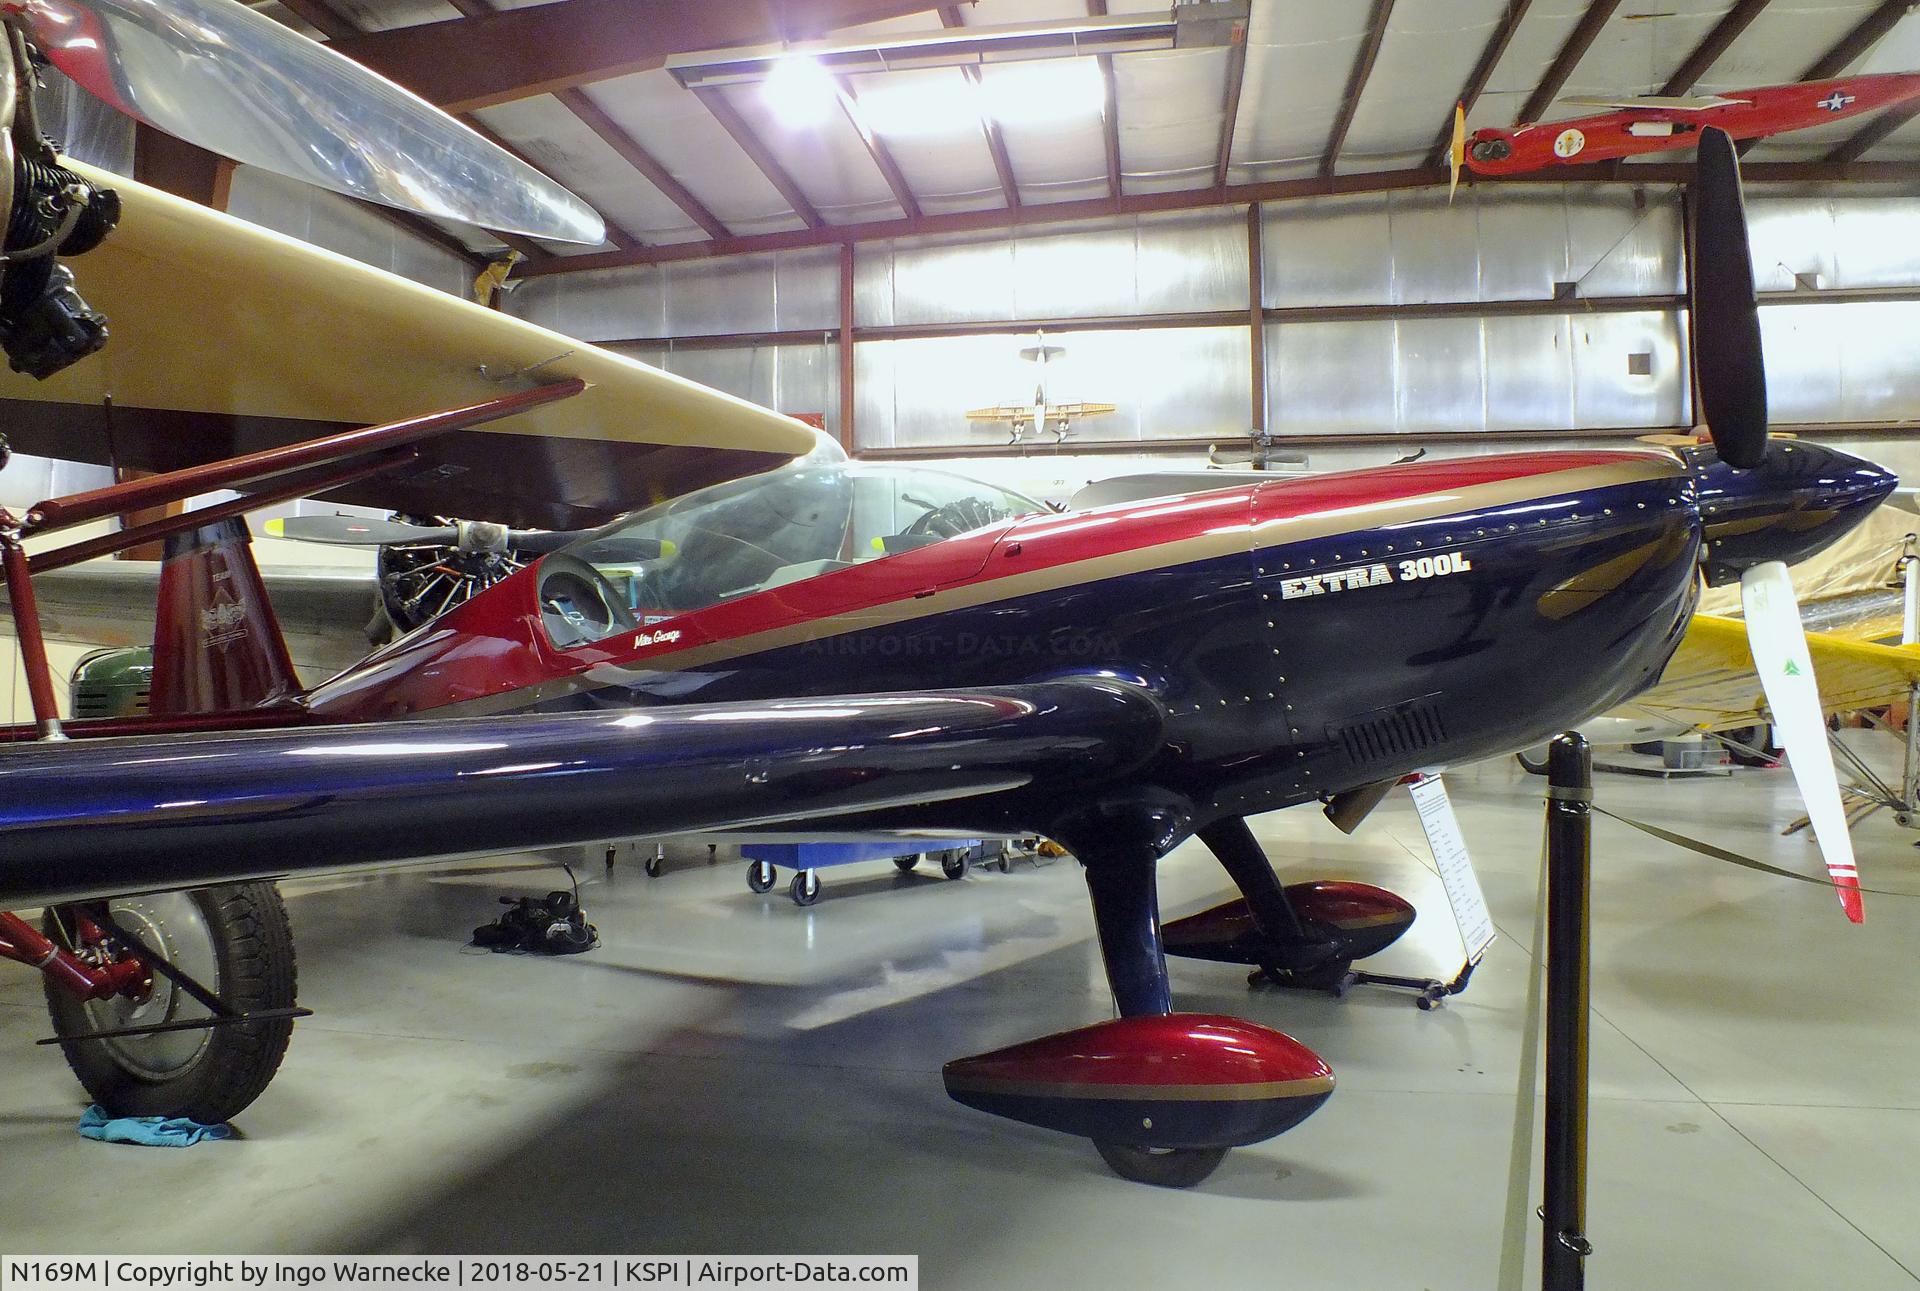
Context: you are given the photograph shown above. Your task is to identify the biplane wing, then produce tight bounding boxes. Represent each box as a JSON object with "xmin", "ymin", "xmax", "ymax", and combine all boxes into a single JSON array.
[
  {"xmin": 1624, "ymin": 615, "xmax": 1920, "ymax": 733},
  {"xmin": 0, "ymin": 163, "xmax": 818, "ymax": 530}
]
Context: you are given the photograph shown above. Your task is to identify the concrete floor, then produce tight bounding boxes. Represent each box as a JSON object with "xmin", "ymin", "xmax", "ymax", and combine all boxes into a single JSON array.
[{"xmin": 3, "ymin": 743, "xmax": 1918, "ymax": 1289}]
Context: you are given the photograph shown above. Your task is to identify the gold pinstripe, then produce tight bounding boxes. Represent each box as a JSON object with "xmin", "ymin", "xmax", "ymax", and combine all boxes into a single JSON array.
[
  {"xmin": 434, "ymin": 455, "xmax": 1683, "ymax": 718},
  {"xmin": 1327, "ymin": 912, "xmax": 1414, "ymax": 930},
  {"xmin": 943, "ymin": 1074, "xmax": 1336, "ymax": 1102}
]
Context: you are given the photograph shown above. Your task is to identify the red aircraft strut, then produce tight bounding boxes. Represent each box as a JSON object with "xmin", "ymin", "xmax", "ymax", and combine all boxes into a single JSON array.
[{"xmin": 0, "ymin": 378, "xmax": 585, "ymax": 739}]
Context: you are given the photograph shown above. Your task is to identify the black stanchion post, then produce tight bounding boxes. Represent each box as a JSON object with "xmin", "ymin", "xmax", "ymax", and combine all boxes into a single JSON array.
[{"xmin": 1543, "ymin": 732, "xmax": 1594, "ymax": 1291}]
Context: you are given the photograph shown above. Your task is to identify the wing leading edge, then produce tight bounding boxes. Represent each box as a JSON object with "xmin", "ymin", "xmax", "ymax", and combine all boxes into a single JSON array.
[{"xmin": 0, "ymin": 678, "xmax": 1166, "ymax": 907}]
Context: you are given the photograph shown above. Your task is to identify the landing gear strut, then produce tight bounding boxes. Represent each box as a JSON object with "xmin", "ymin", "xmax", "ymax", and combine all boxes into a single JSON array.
[
  {"xmin": 941, "ymin": 794, "xmax": 1336, "ymax": 1187},
  {"xmin": 1167, "ymin": 816, "xmax": 1444, "ymax": 1007}
]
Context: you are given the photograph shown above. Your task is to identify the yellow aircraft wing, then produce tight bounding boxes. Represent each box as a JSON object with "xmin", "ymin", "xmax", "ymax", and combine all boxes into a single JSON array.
[
  {"xmin": 1626, "ymin": 614, "xmax": 1920, "ymax": 731},
  {"xmin": 964, "ymin": 402, "xmax": 1115, "ymax": 422},
  {"xmin": 1696, "ymin": 502, "xmax": 1913, "ymax": 641},
  {"xmin": 0, "ymin": 162, "xmax": 817, "ymax": 529}
]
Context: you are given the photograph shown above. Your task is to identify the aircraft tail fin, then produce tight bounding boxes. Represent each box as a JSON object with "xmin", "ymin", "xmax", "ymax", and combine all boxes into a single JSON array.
[{"xmin": 150, "ymin": 517, "xmax": 301, "ymax": 716}]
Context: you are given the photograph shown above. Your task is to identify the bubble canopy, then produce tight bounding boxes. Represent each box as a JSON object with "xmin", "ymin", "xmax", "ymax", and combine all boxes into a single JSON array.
[{"xmin": 538, "ymin": 461, "xmax": 1046, "ymax": 646}]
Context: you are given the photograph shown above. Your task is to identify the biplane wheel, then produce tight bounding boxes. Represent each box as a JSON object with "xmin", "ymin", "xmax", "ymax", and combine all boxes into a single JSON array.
[
  {"xmin": 790, "ymin": 870, "xmax": 822, "ymax": 907},
  {"xmin": 644, "ymin": 854, "xmax": 664, "ymax": 878},
  {"xmin": 941, "ymin": 851, "xmax": 971, "ymax": 881},
  {"xmin": 747, "ymin": 861, "xmax": 777, "ymax": 894},
  {"xmin": 894, "ymin": 854, "xmax": 920, "ymax": 873},
  {"xmin": 1093, "ymin": 1141, "xmax": 1229, "ymax": 1188},
  {"xmin": 42, "ymin": 883, "xmax": 297, "ymax": 1125}
]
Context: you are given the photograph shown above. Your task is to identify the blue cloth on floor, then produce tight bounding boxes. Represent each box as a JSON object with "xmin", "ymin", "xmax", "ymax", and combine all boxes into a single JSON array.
[{"xmin": 77, "ymin": 1104, "xmax": 232, "ymax": 1147}]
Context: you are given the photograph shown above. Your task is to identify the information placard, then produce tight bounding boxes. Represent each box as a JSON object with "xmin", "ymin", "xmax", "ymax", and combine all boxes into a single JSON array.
[{"xmin": 1408, "ymin": 774, "xmax": 1497, "ymax": 963}]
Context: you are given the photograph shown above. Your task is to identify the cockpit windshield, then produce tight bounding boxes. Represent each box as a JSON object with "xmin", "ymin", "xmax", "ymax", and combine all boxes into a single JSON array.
[{"xmin": 536, "ymin": 462, "xmax": 1046, "ymax": 648}]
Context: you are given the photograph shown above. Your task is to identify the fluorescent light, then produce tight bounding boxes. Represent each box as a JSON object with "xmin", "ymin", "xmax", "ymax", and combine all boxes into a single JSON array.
[
  {"xmin": 979, "ymin": 58, "xmax": 1104, "ymax": 126},
  {"xmin": 853, "ymin": 59, "xmax": 1105, "ymax": 138},
  {"xmin": 668, "ymin": 9, "xmax": 1222, "ymax": 87},
  {"xmin": 763, "ymin": 55, "xmax": 839, "ymax": 126},
  {"xmin": 856, "ymin": 71, "xmax": 985, "ymax": 137}
]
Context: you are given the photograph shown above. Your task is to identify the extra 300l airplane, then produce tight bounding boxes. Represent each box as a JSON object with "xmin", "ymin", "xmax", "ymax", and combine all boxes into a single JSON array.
[{"xmin": 0, "ymin": 0, "xmax": 1895, "ymax": 1188}]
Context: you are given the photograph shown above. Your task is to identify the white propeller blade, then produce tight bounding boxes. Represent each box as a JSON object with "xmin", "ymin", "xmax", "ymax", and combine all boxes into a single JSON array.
[
  {"xmin": 1741, "ymin": 559, "xmax": 1865, "ymax": 923},
  {"xmin": 265, "ymin": 516, "xmax": 458, "ymax": 547}
]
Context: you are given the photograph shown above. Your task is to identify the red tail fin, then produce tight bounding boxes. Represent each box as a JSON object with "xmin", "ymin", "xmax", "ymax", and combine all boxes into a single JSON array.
[{"xmin": 150, "ymin": 518, "xmax": 300, "ymax": 716}]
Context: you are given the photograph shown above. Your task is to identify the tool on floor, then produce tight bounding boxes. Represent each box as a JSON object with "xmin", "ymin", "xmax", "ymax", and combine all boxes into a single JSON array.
[{"xmin": 472, "ymin": 868, "xmax": 598, "ymax": 955}]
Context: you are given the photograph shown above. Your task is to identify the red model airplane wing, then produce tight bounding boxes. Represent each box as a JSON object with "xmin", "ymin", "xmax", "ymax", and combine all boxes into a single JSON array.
[
  {"xmin": 0, "ymin": 678, "xmax": 1166, "ymax": 907},
  {"xmin": 1462, "ymin": 73, "xmax": 1920, "ymax": 176}
]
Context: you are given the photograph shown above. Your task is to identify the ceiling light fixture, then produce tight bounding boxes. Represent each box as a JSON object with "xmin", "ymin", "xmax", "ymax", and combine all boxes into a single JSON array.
[
  {"xmin": 852, "ymin": 59, "xmax": 1108, "ymax": 137},
  {"xmin": 668, "ymin": 3, "xmax": 1247, "ymax": 90},
  {"xmin": 762, "ymin": 55, "xmax": 840, "ymax": 126},
  {"xmin": 980, "ymin": 58, "xmax": 1105, "ymax": 126},
  {"xmin": 853, "ymin": 72, "xmax": 985, "ymax": 138}
]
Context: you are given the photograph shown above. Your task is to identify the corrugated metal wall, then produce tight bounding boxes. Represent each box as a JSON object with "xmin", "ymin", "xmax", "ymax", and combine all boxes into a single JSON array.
[
  {"xmin": 1264, "ymin": 187, "xmax": 1686, "ymax": 436},
  {"xmin": 507, "ymin": 183, "xmax": 1920, "ymax": 457}
]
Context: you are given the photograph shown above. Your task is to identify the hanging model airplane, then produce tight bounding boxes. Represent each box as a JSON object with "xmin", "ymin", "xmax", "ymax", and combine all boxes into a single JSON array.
[
  {"xmin": 964, "ymin": 332, "xmax": 1116, "ymax": 443},
  {"xmin": 1450, "ymin": 72, "xmax": 1920, "ymax": 183},
  {"xmin": 0, "ymin": 0, "xmax": 1895, "ymax": 1187}
]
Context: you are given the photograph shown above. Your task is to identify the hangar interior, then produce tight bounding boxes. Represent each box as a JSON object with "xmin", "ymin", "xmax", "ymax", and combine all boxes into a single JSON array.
[{"xmin": 3, "ymin": 1, "xmax": 1920, "ymax": 1288}]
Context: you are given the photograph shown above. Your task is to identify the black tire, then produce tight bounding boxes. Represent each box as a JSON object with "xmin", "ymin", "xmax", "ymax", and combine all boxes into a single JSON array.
[
  {"xmin": 43, "ymin": 883, "xmax": 296, "ymax": 1125},
  {"xmin": 893, "ymin": 854, "xmax": 920, "ymax": 873},
  {"xmin": 941, "ymin": 851, "xmax": 970, "ymax": 880},
  {"xmin": 1094, "ymin": 1141, "xmax": 1229, "ymax": 1188},
  {"xmin": 790, "ymin": 871, "xmax": 821, "ymax": 907},
  {"xmin": 1724, "ymin": 724, "xmax": 1777, "ymax": 768},
  {"xmin": 747, "ymin": 861, "xmax": 777, "ymax": 894},
  {"xmin": 644, "ymin": 854, "xmax": 664, "ymax": 878}
]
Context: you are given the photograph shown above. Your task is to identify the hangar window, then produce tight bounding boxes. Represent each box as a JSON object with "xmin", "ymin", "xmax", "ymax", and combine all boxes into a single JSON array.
[{"xmin": 536, "ymin": 462, "xmax": 1044, "ymax": 648}]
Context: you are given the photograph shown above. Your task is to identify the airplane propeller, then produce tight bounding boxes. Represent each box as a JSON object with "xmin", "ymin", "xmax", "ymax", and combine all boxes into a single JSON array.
[
  {"xmin": 2, "ymin": 0, "xmax": 606, "ymax": 243},
  {"xmin": 1741, "ymin": 562, "xmax": 1865, "ymax": 921},
  {"xmin": 1690, "ymin": 125, "xmax": 1864, "ymax": 922},
  {"xmin": 265, "ymin": 515, "xmax": 582, "ymax": 555},
  {"xmin": 266, "ymin": 514, "xmax": 586, "ymax": 637},
  {"xmin": 1689, "ymin": 127, "xmax": 1770, "ymax": 470},
  {"xmin": 1448, "ymin": 103, "xmax": 1466, "ymax": 203}
]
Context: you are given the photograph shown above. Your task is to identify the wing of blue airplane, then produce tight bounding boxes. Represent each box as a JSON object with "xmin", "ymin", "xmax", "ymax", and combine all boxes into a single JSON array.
[{"xmin": 0, "ymin": 678, "xmax": 1164, "ymax": 907}]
